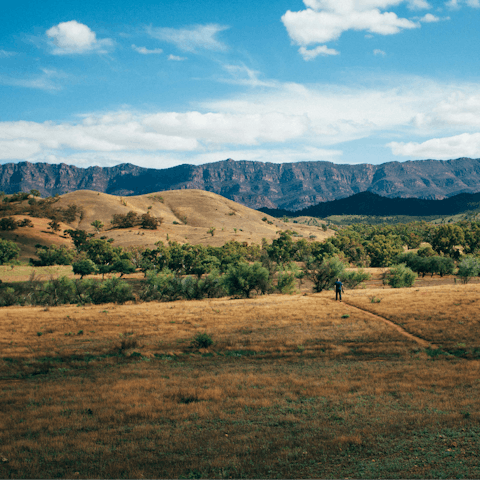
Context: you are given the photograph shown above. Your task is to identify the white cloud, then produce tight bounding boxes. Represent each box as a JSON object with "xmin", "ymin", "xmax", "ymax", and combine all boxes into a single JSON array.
[
  {"xmin": 4, "ymin": 76, "xmax": 480, "ymax": 165},
  {"xmin": 282, "ymin": 0, "xmax": 428, "ymax": 59},
  {"xmin": 388, "ymin": 133, "xmax": 480, "ymax": 159},
  {"xmin": 373, "ymin": 48, "xmax": 386, "ymax": 55},
  {"xmin": 147, "ymin": 24, "xmax": 229, "ymax": 53},
  {"xmin": 446, "ymin": 0, "xmax": 479, "ymax": 7},
  {"xmin": 0, "ymin": 49, "xmax": 16, "ymax": 57},
  {"xmin": 299, "ymin": 45, "xmax": 339, "ymax": 60},
  {"xmin": 46, "ymin": 20, "xmax": 113, "ymax": 55},
  {"xmin": 419, "ymin": 13, "xmax": 440, "ymax": 21},
  {"xmin": 220, "ymin": 64, "xmax": 278, "ymax": 87},
  {"xmin": 0, "ymin": 68, "xmax": 67, "ymax": 91},
  {"xmin": 132, "ymin": 44, "xmax": 163, "ymax": 54},
  {"xmin": 168, "ymin": 54, "xmax": 187, "ymax": 61}
]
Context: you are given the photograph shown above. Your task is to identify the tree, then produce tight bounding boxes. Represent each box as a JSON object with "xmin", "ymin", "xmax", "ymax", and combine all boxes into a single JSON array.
[
  {"xmin": 208, "ymin": 226, "xmax": 216, "ymax": 237},
  {"xmin": 91, "ymin": 220, "xmax": 104, "ymax": 233},
  {"xmin": 304, "ymin": 256, "xmax": 345, "ymax": 293},
  {"xmin": 0, "ymin": 239, "xmax": 20, "ymax": 264},
  {"xmin": 35, "ymin": 245, "xmax": 75, "ymax": 266},
  {"xmin": 64, "ymin": 229, "xmax": 89, "ymax": 251},
  {"xmin": 29, "ymin": 189, "xmax": 41, "ymax": 197},
  {"xmin": 222, "ymin": 262, "xmax": 270, "ymax": 298},
  {"xmin": 367, "ymin": 235, "xmax": 404, "ymax": 267},
  {"xmin": 457, "ymin": 256, "xmax": 480, "ymax": 284},
  {"xmin": 140, "ymin": 213, "xmax": 158, "ymax": 230},
  {"xmin": 72, "ymin": 259, "xmax": 97, "ymax": 279},
  {"xmin": 430, "ymin": 225, "xmax": 465, "ymax": 259},
  {"xmin": 110, "ymin": 259, "xmax": 136, "ymax": 277}
]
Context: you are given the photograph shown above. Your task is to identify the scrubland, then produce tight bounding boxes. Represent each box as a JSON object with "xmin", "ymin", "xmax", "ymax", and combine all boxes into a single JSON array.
[{"xmin": 1, "ymin": 286, "xmax": 480, "ymax": 478}]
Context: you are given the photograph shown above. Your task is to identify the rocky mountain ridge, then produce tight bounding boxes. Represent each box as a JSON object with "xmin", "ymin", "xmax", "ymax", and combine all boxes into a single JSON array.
[{"xmin": 1, "ymin": 157, "xmax": 480, "ymax": 210}]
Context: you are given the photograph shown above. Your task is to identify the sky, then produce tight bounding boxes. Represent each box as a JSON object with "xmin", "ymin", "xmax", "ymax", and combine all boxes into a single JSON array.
[{"xmin": 1, "ymin": 0, "xmax": 480, "ymax": 169}]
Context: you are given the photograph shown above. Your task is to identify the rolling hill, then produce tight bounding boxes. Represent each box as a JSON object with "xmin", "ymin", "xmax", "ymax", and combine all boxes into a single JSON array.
[{"xmin": 5, "ymin": 189, "xmax": 333, "ymax": 261}]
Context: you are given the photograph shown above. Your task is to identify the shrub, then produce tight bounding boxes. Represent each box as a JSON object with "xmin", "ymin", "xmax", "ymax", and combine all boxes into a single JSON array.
[
  {"xmin": 111, "ymin": 211, "xmax": 139, "ymax": 229},
  {"xmin": 276, "ymin": 271, "xmax": 297, "ymax": 294},
  {"xmin": 95, "ymin": 277, "xmax": 134, "ymax": 304},
  {"xmin": 0, "ymin": 238, "xmax": 20, "ymax": 265},
  {"xmin": 457, "ymin": 255, "xmax": 480, "ymax": 284},
  {"xmin": 222, "ymin": 262, "xmax": 270, "ymax": 298},
  {"xmin": 0, "ymin": 287, "xmax": 17, "ymax": 307},
  {"xmin": 37, "ymin": 276, "xmax": 76, "ymax": 306},
  {"xmin": 141, "ymin": 269, "xmax": 184, "ymax": 302},
  {"xmin": 385, "ymin": 264, "xmax": 417, "ymax": 288},
  {"xmin": 0, "ymin": 217, "xmax": 18, "ymax": 231},
  {"xmin": 304, "ymin": 256, "xmax": 345, "ymax": 293},
  {"xmin": 342, "ymin": 269, "xmax": 371, "ymax": 289},
  {"xmin": 191, "ymin": 332, "xmax": 213, "ymax": 349},
  {"xmin": 141, "ymin": 213, "xmax": 159, "ymax": 230}
]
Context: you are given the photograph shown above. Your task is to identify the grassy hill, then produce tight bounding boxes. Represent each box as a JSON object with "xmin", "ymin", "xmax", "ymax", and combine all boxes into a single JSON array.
[{"xmin": 5, "ymin": 189, "xmax": 333, "ymax": 261}]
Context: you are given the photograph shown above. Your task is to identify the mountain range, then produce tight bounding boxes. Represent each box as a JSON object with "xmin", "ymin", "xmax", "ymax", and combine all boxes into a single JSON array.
[{"xmin": 1, "ymin": 157, "xmax": 480, "ymax": 211}]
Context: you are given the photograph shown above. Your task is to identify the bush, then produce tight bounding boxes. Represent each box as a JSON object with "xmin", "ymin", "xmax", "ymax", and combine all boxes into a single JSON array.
[
  {"xmin": 221, "ymin": 262, "xmax": 270, "ymax": 298},
  {"xmin": 141, "ymin": 269, "xmax": 184, "ymax": 302},
  {"xmin": 0, "ymin": 217, "xmax": 18, "ymax": 231},
  {"xmin": 0, "ymin": 238, "xmax": 20, "ymax": 265},
  {"xmin": 94, "ymin": 277, "xmax": 134, "ymax": 304},
  {"xmin": 343, "ymin": 269, "xmax": 371, "ymax": 289},
  {"xmin": 191, "ymin": 332, "xmax": 213, "ymax": 349},
  {"xmin": 385, "ymin": 264, "xmax": 417, "ymax": 288},
  {"xmin": 141, "ymin": 213, "xmax": 159, "ymax": 230},
  {"xmin": 457, "ymin": 256, "xmax": 480, "ymax": 284},
  {"xmin": 276, "ymin": 271, "xmax": 297, "ymax": 294},
  {"xmin": 37, "ymin": 276, "xmax": 76, "ymax": 306},
  {"xmin": 304, "ymin": 256, "xmax": 345, "ymax": 293},
  {"xmin": 0, "ymin": 287, "xmax": 17, "ymax": 307}
]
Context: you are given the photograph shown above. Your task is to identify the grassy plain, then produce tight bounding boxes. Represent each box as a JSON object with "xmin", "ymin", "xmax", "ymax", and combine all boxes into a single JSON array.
[{"xmin": 1, "ymin": 286, "xmax": 480, "ymax": 478}]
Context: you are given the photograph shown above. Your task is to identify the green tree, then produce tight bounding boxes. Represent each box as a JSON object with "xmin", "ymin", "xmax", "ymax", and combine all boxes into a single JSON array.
[
  {"xmin": 430, "ymin": 225, "xmax": 465, "ymax": 259},
  {"xmin": 140, "ymin": 213, "xmax": 159, "ymax": 230},
  {"xmin": 72, "ymin": 259, "xmax": 97, "ymax": 279},
  {"xmin": 110, "ymin": 259, "xmax": 136, "ymax": 277},
  {"xmin": 457, "ymin": 256, "xmax": 480, "ymax": 284},
  {"xmin": 222, "ymin": 262, "xmax": 270, "ymax": 298},
  {"xmin": 35, "ymin": 245, "xmax": 75, "ymax": 266},
  {"xmin": 0, "ymin": 238, "xmax": 20, "ymax": 264},
  {"xmin": 29, "ymin": 189, "xmax": 41, "ymax": 197},
  {"xmin": 367, "ymin": 235, "xmax": 404, "ymax": 267},
  {"xmin": 304, "ymin": 256, "xmax": 345, "ymax": 293}
]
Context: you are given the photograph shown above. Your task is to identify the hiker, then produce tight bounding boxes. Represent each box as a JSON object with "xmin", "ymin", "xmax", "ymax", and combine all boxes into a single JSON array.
[{"xmin": 334, "ymin": 278, "xmax": 344, "ymax": 301}]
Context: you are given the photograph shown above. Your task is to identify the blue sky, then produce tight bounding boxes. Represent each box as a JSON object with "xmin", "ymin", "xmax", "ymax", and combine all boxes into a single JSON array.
[{"xmin": 1, "ymin": 0, "xmax": 480, "ymax": 169}]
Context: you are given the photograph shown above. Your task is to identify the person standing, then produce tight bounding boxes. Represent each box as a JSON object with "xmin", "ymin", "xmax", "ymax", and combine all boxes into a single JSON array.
[{"xmin": 334, "ymin": 278, "xmax": 344, "ymax": 301}]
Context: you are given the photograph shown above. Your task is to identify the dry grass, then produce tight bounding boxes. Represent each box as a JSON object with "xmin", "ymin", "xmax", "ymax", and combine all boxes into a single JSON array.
[
  {"xmin": 1, "ymin": 289, "xmax": 480, "ymax": 478},
  {"xmin": 344, "ymin": 284, "xmax": 480, "ymax": 352}
]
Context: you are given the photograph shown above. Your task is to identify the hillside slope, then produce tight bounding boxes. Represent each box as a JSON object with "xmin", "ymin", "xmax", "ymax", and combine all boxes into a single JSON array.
[
  {"xmin": 7, "ymin": 189, "xmax": 332, "ymax": 260},
  {"xmin": 1, "ymin": 157, "xmax": 480, "ymax": 210}
]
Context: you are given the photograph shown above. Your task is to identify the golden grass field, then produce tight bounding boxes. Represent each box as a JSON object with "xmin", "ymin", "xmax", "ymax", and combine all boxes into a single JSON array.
[
  {"xmin": 1, "ymin": 284, "xmax": 480, "ymax": 478},
  {"xmin": 4, "ymin": 189, "xmax": 333, "ymax": 262}
]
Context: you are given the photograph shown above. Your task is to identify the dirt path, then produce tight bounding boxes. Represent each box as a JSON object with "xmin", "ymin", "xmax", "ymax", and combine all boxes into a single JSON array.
[{"xmin": 339, "ymin": 300, "xmax": 438, "ymax": 349}]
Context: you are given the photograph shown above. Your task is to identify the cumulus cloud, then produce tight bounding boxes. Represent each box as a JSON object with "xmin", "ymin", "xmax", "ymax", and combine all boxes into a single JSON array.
[
  {"xmin": 132, "ymin": 44, "xmax": 163, "ymax": 54},
  {"xmin": 4, "ymin": 77, "xmax": 480, "ymax": 165},
  {"xmin": 388, "ymin": 133, "xmax": 480, "ymax": 159},
  {"xmin": 282, "ymin": 0, "xmax": 431, "ymax": 59},
  {"xmin": 147, "ymin": 24, "xmax": 229, "ymax": 53},
  {"xmin": 46, "ymin": 20, "xmax": 113, "ymax": 54}
]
